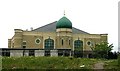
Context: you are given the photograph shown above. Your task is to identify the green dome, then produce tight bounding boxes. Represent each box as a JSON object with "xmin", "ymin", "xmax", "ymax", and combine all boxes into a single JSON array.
[{"xmin": 56, "ymin": 16, "xmax": 72, "ymax": 29}]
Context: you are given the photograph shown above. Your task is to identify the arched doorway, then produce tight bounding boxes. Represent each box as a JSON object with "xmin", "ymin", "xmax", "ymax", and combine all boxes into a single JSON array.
[{"xmin": 44, "ymin": 38, "xmax": 54, "ymax": 56}]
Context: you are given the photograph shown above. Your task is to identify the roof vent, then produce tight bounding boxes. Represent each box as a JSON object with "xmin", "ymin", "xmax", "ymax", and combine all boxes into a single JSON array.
[{"xmin": 30, "ymin": 27, "xmax": 33, "ymax": 31}]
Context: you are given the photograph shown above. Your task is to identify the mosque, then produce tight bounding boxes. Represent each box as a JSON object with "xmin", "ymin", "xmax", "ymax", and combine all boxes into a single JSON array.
[{"xmin": 1, "ymin": 13, "xmax": 108, "ymax": 57}]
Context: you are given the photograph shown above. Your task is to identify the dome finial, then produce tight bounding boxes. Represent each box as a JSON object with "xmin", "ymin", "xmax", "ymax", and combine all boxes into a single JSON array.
[{"xmin": 64, "ymin": 10, "xmax": 65, "ymax": 16}]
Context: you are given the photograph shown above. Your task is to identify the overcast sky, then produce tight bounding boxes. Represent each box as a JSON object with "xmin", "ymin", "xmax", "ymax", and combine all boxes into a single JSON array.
[{"xmin": 0, "ymin": 0, "xmax": 119, "ymax": 51}]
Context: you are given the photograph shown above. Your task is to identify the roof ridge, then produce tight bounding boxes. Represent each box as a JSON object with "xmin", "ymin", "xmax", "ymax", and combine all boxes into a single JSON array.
[
  {"xmin": 72, "ymin": 27, "xmax": 89, "ymax": 34},
  {"xmin": 32, "ymin": 21, "xmax": 89, "ymax": 34},
  {"xmin": 32, "ymin": 21, "xmax": 57, "ymax": 31}
]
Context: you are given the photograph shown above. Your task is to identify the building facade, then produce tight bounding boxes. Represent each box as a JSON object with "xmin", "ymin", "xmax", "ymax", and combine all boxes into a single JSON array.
[{"xmin": 6, "ymin": 15, "xmax": 108, "ymax": 57}]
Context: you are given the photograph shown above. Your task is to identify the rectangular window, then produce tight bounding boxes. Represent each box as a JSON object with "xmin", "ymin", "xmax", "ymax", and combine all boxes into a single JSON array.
[
  {"xmin": 23, "ymin": 42, "xmax": 26, "ymax": 45},
  {"xmin": 23, "ymin": 41, "xmax": 26, "ymax": 48}
]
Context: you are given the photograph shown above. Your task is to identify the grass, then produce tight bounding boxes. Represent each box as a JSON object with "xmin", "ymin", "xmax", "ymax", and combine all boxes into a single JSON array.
[
  {"xmin": 1, "ymin": 56, "xmax": 119, "ymax": 70},
  {"xmin": 104, "ymin": 59, "xmax": 118, "ymax": 69},
  {"xmin": 103, "ymin": 55, "xmax": 120, "ymax": 70},
  {"xmin": 2, "ymin": 57, "xmax": 97, "ymax": 69}
]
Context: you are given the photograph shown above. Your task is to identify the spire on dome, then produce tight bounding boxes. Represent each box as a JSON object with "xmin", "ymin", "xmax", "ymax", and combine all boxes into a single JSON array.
[{"xmin": 64, "ymin": 10, "xmax": 65, "ymax": 16}]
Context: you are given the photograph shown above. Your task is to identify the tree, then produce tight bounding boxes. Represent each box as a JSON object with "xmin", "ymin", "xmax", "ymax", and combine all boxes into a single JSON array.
[
  {"xmin": 118, "ymin": 53, "xmax": 120, "ymax": 70},
  {"xmin": 108, "ymin": 51, "xmax": 118, "ymax": 59},
  {"xmin": 93, "ymin": 42, "xmax": 113, "ymax": 58}
]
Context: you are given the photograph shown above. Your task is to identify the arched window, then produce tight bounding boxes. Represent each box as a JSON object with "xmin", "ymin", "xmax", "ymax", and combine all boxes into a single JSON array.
[
  {"xmin": 62, "ymin": 39, "xmax": 63, "ymax": 46},
  {"xmin": 74, "ymin": 40, "xmax": 83, "ymax": 50},
  {"xmin": 69, "ymin": 40, "xmax": 70, "ymax": 45},
  {"xmin": 44, "ymin": 38, "xmax": 54, "ymax": 49}
]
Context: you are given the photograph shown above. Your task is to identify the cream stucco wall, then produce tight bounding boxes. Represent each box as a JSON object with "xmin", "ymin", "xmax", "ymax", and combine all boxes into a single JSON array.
[{"xmin": 8, "ymin": 29, "xmax": 108, "ymax": 52}]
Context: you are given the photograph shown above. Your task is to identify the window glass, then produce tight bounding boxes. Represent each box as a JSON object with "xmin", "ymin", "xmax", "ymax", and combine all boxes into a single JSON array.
[
  {"xmin": 69, "ymin": 40, "xmax": 70, "ymax": 45},
  {"xmin": 22, "ymin": 41, "xmax": 26, "ymax": 48},
  {"xmin": 87, "ymin": 41, "xmax": 91, "ymax": 45},
  {"xmin": 44, "ymin": 38, "xmax": 54, "ymax": 49},
  {"xmin": 23, "ymin": 42, "xmax": 26, "ymax": 45},
  {"xmin": 35, "ymin": 38, "xmax": 41, "ymax": 44},
  {"xmin": 62, "ymin": 39, "xmax": 63, "ymax": 45},
  {"xmin": 74, "ymin": 40, "xmax": 83, "ymax": 50},
  {"xmin": 23, "ymin": 46, "xmax": 26, "ymax": 48}
]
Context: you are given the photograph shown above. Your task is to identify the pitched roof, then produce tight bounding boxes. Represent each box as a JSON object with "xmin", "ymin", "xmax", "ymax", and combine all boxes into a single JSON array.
[{"xmin": 32, "ymin": 21, "xmax": 89, "ymax": 34}]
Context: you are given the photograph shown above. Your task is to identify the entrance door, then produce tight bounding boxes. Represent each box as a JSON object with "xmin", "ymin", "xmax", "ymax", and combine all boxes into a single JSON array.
[
  {"xmin": 45, "ymin": 50, "xmax": 50, "ymax": 56},
  {"xmin": 29, "ymin": 50, "xmax": 35, "ymax": 56}
]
